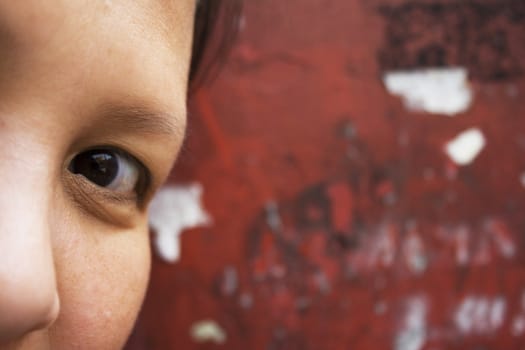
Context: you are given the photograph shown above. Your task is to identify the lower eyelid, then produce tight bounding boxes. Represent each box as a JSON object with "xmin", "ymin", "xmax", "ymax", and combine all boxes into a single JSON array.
[{"xmin": 63, "ymin": 171, "xmax": 141, "ymax": 228}]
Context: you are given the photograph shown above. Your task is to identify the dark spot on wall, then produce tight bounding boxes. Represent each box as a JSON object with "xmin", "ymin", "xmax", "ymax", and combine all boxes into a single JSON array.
[
  {"xmin": 330, "ymin": 232, "xmax": 359, "ymax": 252},
  {"xmin": 377, "ymin": 0, "xmax": 524, "ymax": 81},
  {"xmin": 295, "ymin": 185, "xmax": 332, "ymax": 229}
]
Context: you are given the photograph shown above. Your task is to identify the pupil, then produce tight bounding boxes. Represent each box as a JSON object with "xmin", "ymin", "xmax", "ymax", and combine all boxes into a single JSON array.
[{"xmin": 70, "ymin": 150, "xmax": 119, "ymax": 187}]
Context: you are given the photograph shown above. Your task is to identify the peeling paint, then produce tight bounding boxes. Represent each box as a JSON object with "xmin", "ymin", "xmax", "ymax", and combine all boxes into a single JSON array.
[
  {"xmin": 314, "ymin": 271, "xmax": 331, "ymax": 295},
  {"xmin": 454, "ymin": 296, "xmax": 506, "ymax": 335},
  {"xmin": 512, "ymin": 316, "xmax": 525, "ymax": 336},
  {"xmin": 190, "ymin": 320, "xmax": 227, "ymax": 344},
  {"xmin": 403, "ymin": 230, "xmax": 427, "ymax": 274},
  {"xmin": 347, "ymin": 217, "xmax": 516, "ymax": 275},
  {"xmin": 371, "ymin": 224, "xmax": 397, "ymax": 268},
  {"xmin": 221, "ymin": 266, "xmax": 238, "ymax": 296},
  {"xmin": 445, "ymin": 128, "xmax": 486, "ymax": 165},
  {"xmin": 148, "ymin": 183, "xmax": 211, "ymax": 263},
  {"xmin": 344, "ymin": 223, "xmax": 395, "ymax": 271},
  {"xmin": 265, "ymin": 200, "xmax": 282, "ymax": 232},
  {"xmin": 383, "ymin": 67, "xmax": 472, "ymax": 116},
  {"xmin": 487, "ymin": 219, "xmax": 516, "ymax": 259},
  {"xmin": 454, "ymin": 226, "xmax": 470, "ymax": 266},
  {"xmin": 394, "ymin": 297, "xmax": 427, "ymax": 350}
]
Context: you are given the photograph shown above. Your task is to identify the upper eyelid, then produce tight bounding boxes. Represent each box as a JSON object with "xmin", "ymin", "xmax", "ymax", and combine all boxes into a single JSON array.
[
  {"xmin": 69, "ymin": 103, "xmax": 186, "ymax": 194},
  {"xmin": 64, "ymin": 105, "xmax": 184, "ymax": 202}
]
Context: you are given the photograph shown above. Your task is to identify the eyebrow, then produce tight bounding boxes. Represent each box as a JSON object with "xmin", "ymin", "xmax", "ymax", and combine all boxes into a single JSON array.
[{"xmin": 97, "ymin": 103, "xmax": 185, "ymax": 139}]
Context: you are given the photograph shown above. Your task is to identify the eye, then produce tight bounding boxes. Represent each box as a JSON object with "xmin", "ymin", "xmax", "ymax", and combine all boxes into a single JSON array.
[{"xmin": 68, "ymin": 148, "xmax": 146, "ymax": 194}]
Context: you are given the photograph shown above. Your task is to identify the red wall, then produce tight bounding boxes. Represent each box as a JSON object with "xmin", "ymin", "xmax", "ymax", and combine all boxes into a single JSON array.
[{"xmin": 127, "ymin": 0, "xmax": 525, "ymax": 349}]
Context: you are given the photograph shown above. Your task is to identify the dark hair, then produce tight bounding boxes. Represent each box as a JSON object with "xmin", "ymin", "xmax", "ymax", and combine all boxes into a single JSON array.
[{"xmin": 189, "ymin": 0, "xmax": 243, "ymax": 91}]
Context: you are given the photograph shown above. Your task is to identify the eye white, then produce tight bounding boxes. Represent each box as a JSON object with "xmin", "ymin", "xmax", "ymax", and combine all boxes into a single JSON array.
[{"xmin": 105, "ymin": 153, "xmax": 140, "ymax": 193}]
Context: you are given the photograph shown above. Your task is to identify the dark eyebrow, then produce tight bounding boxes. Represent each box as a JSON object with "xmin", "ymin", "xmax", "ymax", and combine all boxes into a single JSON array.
[{"xmin": 97, "ymin": 103, "xmax": 185, "ymax": 139}]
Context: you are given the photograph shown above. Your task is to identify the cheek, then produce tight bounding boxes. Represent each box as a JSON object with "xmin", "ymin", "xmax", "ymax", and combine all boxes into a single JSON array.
[{"xmin": 50, "ymin": 214, "xmax": 151, "ymax": 349}]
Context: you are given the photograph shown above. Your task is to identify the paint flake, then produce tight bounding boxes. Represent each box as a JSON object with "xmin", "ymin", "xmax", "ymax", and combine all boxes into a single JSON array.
[
  {"xmin": 265, "ymin": 200, "xmax": 282, "ymax": 232},
  {"xmin": 403, "ymin": 232, "xmax": 427, "ymax": 274},
  {"xmin": 445, "ymin": 128, "xmax": 486, "ymax": 165},
  {"xmin": 341, "ymin": 217, "xmax": 515, "ymax": 274},
  {"xmin": 221, "ymin": 266, "xmax": 238, "ymax": 296},
  {"xmin": 490, "ymin": 298, "xmax": 506, "ymax": 330},
  {"xmin": 148, "ymin": 183, "xmax": 211, "ymax": 263},
  {"xmin": 190, "ymin": 320, "xmax": 227, "ymax": 344},
  {"xmin": 454, "ymin": 226, "xmax": 470, "ymax": 266},
  {"xmin": 512, "ymin": 316, "xmax": 525, "ymax": 336},
  {"xmin": 454, "ymin": 296, "xmax": 506, "ymax": 334},
  {"xmin": 394, "ymin": 297, "xmax": 427, "ymax": 350},
  {"xmin": 383, "ymin": 67, "xmax": 472, "ymax": 116},
  {"xmin": 488, "ymin": 220, "xmax": 516, "ymax": 259},
  {"xmin": 372, "ymin": 225, "xmax": 397, "ymax": 268}
]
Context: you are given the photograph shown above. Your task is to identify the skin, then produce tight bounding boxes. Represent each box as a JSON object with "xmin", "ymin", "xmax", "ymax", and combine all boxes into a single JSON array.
[{"xmin": 0, "ymin": 0, "xmax": 194, "ymax": 348}]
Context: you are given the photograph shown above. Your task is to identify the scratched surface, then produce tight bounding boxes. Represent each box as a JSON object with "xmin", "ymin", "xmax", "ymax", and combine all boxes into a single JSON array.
[{"xmin": 126, "ymin": 0, "xmax": 525, "ymax": 349}]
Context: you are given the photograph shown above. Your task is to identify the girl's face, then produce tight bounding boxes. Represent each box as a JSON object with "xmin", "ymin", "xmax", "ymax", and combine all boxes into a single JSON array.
[{"xmin": 0, "ymin": 0, "xmax": 194, "ymax": 348}]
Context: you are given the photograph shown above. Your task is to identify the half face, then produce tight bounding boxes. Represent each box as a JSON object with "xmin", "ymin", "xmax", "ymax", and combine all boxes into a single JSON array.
[{"xmin": 0, "ymin": 0, "xmax": 194, "ymax": 348}]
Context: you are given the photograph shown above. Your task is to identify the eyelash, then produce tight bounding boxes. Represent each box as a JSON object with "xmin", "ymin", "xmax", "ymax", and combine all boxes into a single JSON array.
[{"xmin": 68, "ymin": 146, "xmax": 150, "ymax": 202}]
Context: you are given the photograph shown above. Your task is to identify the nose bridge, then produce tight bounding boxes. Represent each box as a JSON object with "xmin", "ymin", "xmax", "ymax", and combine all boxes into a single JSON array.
[{"xmin": 0, "ymin": 142, "xmax": 60, "ymax": 341}]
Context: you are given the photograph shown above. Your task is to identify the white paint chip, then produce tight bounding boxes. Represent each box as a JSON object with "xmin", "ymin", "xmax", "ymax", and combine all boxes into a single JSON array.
[
  {"xmin": 383, "ymin": 67, "xmax": 473, "ymax": 116},
  {"xmin": 403, "ymin": 233, "xmax": 427, "ymax": 274},
  {"xmin": 190, "ymin": 320, "xmax": 227, "ymax": 344},
  {"xmin": 454, "ymin": 296, "xmax": 506, "ymax": 334},
  {"xmin": 512, "ymin": 316, "xmax": 525, "ymax": 336},
  {"xmin": 221, "ymin": 266, "xmax": 238, "ymax": 296},
  {"xmin": 445, "ymin": 128, "xmax": 486, "ymax": 165},
  {"xmin": 394, "ymin": 297, "xmax": 427, "ymax": 350},
  {"xmin": 148, "ymin": 183, "xmax": 211, "ymax": 263}
]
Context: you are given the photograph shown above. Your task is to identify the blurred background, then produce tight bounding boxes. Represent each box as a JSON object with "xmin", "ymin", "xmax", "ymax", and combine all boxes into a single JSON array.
[{"xmin": 126, "ymin": 0, "xmax": 525, "ymax": 349}]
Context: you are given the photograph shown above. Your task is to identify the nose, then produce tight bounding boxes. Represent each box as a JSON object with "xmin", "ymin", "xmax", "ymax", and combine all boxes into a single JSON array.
[{"xmin": 0, "ymin": 151, "xmax": 60, "ymax": 342}]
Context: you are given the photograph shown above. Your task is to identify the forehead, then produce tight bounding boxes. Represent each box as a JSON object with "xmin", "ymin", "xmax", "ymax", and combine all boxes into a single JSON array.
[
  {"xmin": 0, "ymin": 0, "xmax": 196, "ymax": 46},
  {"xmin": 0, "ymin": 0, "xmax": 196, "ymax": 119}
]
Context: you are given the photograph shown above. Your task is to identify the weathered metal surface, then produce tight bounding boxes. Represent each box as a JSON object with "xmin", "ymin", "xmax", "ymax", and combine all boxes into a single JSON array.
[{"xmin": 126, "ymin": 0, "xmax": 525, "ymax": 349}]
